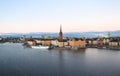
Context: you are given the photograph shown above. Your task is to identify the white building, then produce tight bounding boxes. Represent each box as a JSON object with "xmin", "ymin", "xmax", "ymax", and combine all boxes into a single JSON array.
[
  {"xmin": 51, "ymin": 40, "xmax": 58, "ymax": 46},
  {"xmin": 35, "ymin": 40, "xmax": 42, "ymax": 44}
]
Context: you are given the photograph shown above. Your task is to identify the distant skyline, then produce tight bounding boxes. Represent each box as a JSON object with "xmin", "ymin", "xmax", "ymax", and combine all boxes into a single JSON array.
[{"xmin": 0, "ymin": 0, "xmax": 120, "ymax": 33}]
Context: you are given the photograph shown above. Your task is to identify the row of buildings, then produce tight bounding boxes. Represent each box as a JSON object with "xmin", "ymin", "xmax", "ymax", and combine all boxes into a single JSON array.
[
  {"xmin": 86, "ymin": 37, "xmax": 120, "ymax": 47},
  {"xmin": 0, "ymin": 36, "xmax": 22, "ymax": 43},
  {"xmin": 25, "ymin": 26, "xmax": 86, "ymax": 50},
  {"xmin": 25, "ymin": 25, "xmax": 120, "ymax": 50}
]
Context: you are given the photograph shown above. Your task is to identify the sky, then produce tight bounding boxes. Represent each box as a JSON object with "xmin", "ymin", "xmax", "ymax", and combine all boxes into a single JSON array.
[{"xmin": 0, "ymin": 0, "xmax": 120, "ymax": 33}]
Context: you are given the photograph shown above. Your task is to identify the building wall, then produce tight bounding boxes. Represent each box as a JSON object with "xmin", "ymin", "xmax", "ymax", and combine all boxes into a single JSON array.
[
  {"xmin": 92, "ymin": 41, "xmax": 98, "ymax": 45},
  {"xmin": 68, "ymin": 40, "xmax": 86, "ymax": 47},
  {"xmin": 64, "ymin": 42, "xmax": 68, "ymax": 46},
  {"xmin": 103, "ymin": 38, "xmax": 110, "ymax": 45},
  {"xmin": 98, "ymin": 40, "xmax": 104, "ymax": 46},
  {"xmin": 58, "ymin": 42, "xmax": 64, "ymax": 47},
  {"xmin": 88, "ymin": 40, "xmax": 92, "ymax": 44},
  {"xmin": 57, "ymin": 41, "xmax": 69, "ymax": 47},
  {"xmin": 106, "ymin": 39, "xmax": 110, "ymax": 43},
  {"xmin": 51, "ymin": 40, "xmax": 58, "ymax": 46},
  {"xmin": 26, "ymin": 41, "xmax": 36, "ymax": 46},
  {"xmin": 109, "ymin": 42, "xmax": 118, "ymax": 46},
  {"xmin": 41, "ymin": 40, "xmax": 52, "ymax": 46},
  {"xmin": 35, "ymin": 40, "xmax": 42, "ymax": 44},
  {"xmin": 103, "ymin": 39, "xmax": 106, "ymax": 44}
]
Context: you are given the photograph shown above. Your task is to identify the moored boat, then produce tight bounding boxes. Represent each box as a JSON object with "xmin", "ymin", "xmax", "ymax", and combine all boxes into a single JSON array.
[{"xmin": 31, "ymin": 45, "xmax": 49, "ymax": 49}]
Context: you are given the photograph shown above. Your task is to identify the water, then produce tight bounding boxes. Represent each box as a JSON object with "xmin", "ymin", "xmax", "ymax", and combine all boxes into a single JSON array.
[{"xmin": 0, "ymin": 43, "xmax": 120, "ymax": 76}]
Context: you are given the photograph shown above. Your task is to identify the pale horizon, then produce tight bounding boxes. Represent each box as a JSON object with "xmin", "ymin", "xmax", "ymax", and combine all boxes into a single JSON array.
[{"xmin": 0, "ymin": 0, "xmax": 120, "ymax": 33}]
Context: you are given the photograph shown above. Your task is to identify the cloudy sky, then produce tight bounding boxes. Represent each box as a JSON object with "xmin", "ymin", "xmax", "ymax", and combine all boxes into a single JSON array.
[{"xmin": 0, "ymin": 0, "xmax": 120, "ymax": 33}]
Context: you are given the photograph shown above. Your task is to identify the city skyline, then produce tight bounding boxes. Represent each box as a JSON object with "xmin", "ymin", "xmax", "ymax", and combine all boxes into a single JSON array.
[{"xmin": 0, "ymin": 0, "xmax": 120, "ymax": 33}]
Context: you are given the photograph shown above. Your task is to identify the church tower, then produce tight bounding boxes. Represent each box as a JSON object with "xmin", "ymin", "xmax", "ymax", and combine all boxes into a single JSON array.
[{"xmin": 58, "ymin": 25, "xmax": 63, "ymax": 42}]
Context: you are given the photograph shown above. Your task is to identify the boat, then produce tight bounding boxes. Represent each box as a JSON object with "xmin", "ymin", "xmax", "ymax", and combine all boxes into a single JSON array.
[{"xmin": 31, "ymin": 45, "xmax": 49, "ymax": 49}]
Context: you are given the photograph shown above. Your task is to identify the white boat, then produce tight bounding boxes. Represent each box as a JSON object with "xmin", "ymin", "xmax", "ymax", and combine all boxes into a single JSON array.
[{"xmin": 31, "ymin": 45, "xmax": 49, "ymax": 49}]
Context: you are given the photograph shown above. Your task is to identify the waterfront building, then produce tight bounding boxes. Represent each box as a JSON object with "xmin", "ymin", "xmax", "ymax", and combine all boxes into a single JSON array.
[
  {"xmin": 35, "ymin": 39, "xmax": 42, "ymax": 44},
  {"xmin": 41, "ymin": 39, "xmax": 52, "ymax": 46},
  {"xmin": 103, "ymin": 32, "xmax": 111, "ymax": 45},
  {"xmin": 86, "ymin": 39, "xmax": 92, "ymax": 47},
  {"xmin": 109, "ymin": 41, "xmax": 118, "ymax": 46},
  {"xmin": 106, "ymin": 38, "xmax": 110, "ymax": 44},
  {"xmin": 51, "ymin": 39, "xmax": 58, "ymax": 46},
  {"xmin": 91, "ymin": 38, "xmax": 98, "ymax": 47},
  {"xmin": 58, "ymin": 40, "xmax": 68, "ymax": 47},
  {"xmin": 26, "ymin": 36, "xmax": 36, "ymax": 46},
  {"xmin": 97, "ymin": 38, "xmax": 104, "ymax": 46},
  {"xmin": 102, "ymin": 38, "xmax": 110, "ymax": 45},
  {"xmin": 68, "ymin": 38, "xmax": 86, "ymax": 48},
  {"xmin": 109, "ymin": 37, "xmax": 120, "ymax": 46},
  {"xmin": 103, "ymin": 38, "xmax": 106, "ymax": 44}
]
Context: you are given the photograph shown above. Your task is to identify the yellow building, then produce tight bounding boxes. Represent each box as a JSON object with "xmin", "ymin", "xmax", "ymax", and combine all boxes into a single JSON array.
[
  {"xmin": 109, "ymin": 37, "xmax": 120, "ymax": 47},
  {"xmin": 58, "ymin": 41, "xmax": 68, "ymax": 47},
  {"xmin": 26, "ymin": 41, "xmax": 36, "ymax": 46},
  {"xmin": 38, "ymin": 39, "xmax": 52, "ymax": 46},
  {"xmin": 92, "ymin": 40, "xmax": 98, "ymax": 45},
  {"xmin": 109, "ymin": 42, "xmax": 118, "ymax": 46}
]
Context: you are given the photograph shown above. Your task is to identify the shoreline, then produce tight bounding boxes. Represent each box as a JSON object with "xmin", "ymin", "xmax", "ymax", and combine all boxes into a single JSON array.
[{"xmin": 1, "ymin": 42, "xmax": 120, "ymax": 50}]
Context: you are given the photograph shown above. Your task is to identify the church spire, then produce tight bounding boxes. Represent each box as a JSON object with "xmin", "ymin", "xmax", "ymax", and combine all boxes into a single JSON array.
[
  {"xmin": 59, "ymin": 24, "xmax": 63, "ymax": 42},
  {"xmin": 60, "ymin": 24, "xmax": 62, "ymax": 33}
]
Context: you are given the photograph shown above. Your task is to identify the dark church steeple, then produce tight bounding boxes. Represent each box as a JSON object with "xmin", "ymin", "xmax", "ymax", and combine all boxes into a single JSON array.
[{"xmin": 58, "ymin": 24, "xmax": 63, "ymax": 42}]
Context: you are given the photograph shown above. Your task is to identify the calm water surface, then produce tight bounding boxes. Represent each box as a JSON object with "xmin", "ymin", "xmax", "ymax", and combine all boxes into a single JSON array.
[{"xmin": 0, "ymin": 43, "xmax": 120, "ymax": 76}]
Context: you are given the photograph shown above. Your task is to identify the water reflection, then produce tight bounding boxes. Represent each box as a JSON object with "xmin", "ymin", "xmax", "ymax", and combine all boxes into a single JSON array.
[
  {"xmin": 22, "ymin": 44, "xmax": 86, "ymax": 54},
  {"xmin": 67, "ymin": 49, "xmax": 86, "ymax": 54}
]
